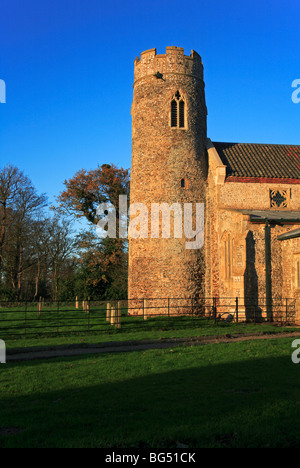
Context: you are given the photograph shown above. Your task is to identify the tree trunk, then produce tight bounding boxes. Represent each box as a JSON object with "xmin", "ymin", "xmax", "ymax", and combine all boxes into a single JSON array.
[
  {"xmin": 0, "ymin": 207, "xmax": 7, "ymax": 275},
  {"xmin": 34, "ymin": 257, "xmax": 41, "ymax": 301},
  {"xmin": 16, "ymin": 244, "xmax": 23, "ymax": 300}
]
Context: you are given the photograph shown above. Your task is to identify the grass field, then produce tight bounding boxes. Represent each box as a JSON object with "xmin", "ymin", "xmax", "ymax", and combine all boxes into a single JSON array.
[
  {"xmin": 4, "ymin": 319, "xmax": 299, "ymax": 350},
  {"xmin": 0, "ymin": 299, "xmax": 296, "ymax": 342},
  {"xmin": 1, "ymin": 336, "xmax": 300, "ymax": 448},
  {"xmin": 0, "ymin": 302, "xmax": 119, "ymax": 337},
  {"xmin": 1, "ymin": 299, "xmax": 299, "ymax": 351}
]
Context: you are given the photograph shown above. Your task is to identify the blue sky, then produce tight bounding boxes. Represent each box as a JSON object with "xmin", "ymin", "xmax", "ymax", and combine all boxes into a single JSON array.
[{"xmin": 0, "ymin": 0, "xmax": 300, "ymax": 205}]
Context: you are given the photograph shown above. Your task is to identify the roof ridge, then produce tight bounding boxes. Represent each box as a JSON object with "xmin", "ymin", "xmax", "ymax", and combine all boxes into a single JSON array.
[
  {"xmin": 213, "ymin": 141, "xmax": 300, "ymax": 147},
  {"xmin": 213, "ymin": 141, "xmax": 300, "ymax": 180}
]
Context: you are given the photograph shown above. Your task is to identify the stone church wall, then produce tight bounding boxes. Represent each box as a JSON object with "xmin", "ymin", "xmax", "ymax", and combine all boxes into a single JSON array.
[{"xmin": 207, "ymin": 164, "xmax": 300, "ymax": 322}]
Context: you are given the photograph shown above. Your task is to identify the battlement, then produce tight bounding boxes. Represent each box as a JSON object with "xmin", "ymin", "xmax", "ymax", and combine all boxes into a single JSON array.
[{"xmin": 134, "ymin": 46, "xmax": 203, "ymax": 83}]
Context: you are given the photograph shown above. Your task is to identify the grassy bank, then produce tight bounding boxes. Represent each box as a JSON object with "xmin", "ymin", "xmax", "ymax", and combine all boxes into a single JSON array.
[
  {"xmin": 0, "ymin": 336, "xmax": 299, "ymax": 447},
  {"xmin": 3, "ymin": 320, "xmax": 299, "ymax": 350}
]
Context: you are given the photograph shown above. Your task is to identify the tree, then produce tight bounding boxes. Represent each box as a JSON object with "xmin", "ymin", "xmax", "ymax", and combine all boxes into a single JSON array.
[
  {"xmin": 45, "ymin": 216, "xmax": 77, "ymax": 301},
  {"xmin": 0, "ymin": 165, "xmax": 24, "ymax": 275},
  {"xmin": 0, "ymin": 164, "xmax": 80, "ymax": 301},
  {"xmin": 57, "ymin": 163, "xmax": 130, "ymax": 223},
  {"xmin": 5, "ymin": 177, "xmax": 47, "ymax": 299},
  {"xmin": 56, "ymin": 163, "xmax": 130, "ymax": 299},
  {"xmin": 0, "ymin": 166, "xmax": 47, "ymax": 298},
  {"xmin": 75, "ymin": 231, "xmax": 128, "ymax": 299},
  {"xmin": 30, "ymin": 217, "xmax": 52, "ymax": 301}
]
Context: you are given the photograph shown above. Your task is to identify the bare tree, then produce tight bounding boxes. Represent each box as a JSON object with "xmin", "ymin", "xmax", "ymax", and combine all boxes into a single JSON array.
[
  {"xmin": 30, "ymin": 218, "xmax": 50, "ymax": 301},
  {"xmin": 0, "ymin": 166, "xmax": 24, "ymax": 274},
  {"xmin": 45, "ymin": 216, "xmax": 77, "ymax": 301},
  {"xmin": 0, "ymin": 165, "xmax": 47, "ymax": 298},
  {"xmin": 9, "ymin": 180, "xmax": 47, "ymax": 299}
]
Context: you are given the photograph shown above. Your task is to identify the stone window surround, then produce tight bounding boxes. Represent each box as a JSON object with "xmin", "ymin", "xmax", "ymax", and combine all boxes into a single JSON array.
[
  {"xmin": 169, "ymin": 90, "xmax": 187, "ymax": 130},
  {"xmin": 269, "ymin": 187, "xmax": 291, "ymax": 210}
]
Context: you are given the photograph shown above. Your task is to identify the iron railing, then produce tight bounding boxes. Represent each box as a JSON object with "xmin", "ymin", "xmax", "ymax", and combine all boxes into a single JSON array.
[{"xmin": 0, "ymin": 296, "xmax": 297, "ymax": 338}]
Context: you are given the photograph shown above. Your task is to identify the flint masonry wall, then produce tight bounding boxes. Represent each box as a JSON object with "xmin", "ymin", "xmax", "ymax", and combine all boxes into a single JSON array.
[
  {"xmin": 128, "ymin": 47, "xmax": 207, "ymax": 305},
  {"xmin": 207, "ymin": 151, "xmax": 300, "ymax": 321}
]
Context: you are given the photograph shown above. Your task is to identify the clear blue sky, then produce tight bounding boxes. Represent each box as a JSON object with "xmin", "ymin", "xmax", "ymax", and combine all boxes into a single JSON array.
[{"xmin": 0, "ymin": 0, "xmax": 300, "ymax": 204}]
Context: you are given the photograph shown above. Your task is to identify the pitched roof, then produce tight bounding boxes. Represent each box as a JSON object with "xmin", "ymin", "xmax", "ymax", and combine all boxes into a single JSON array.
[
  {"xmin": 212, "ymin": 142, "xmax": 300, "ymax": 181},
  {"xmin": 277, "ymin": 227, "xmax": 300, "ymax": 240},
  {"xmin": 227, "ymin": 209, "xmax": 300, "ymax": 223}
]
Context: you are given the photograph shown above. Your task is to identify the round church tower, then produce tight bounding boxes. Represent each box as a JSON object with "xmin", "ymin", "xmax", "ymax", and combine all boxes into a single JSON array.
[{"xmin": 129, "ymin": 46, "xmax": 207, "ymax": 308}]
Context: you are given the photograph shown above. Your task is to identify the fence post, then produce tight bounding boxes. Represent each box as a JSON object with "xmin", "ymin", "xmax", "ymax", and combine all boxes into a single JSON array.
[
  {"xmin": 87, "ymin": 298, "xmax": 90, "ymax": 332},
  {"xmin": 38, "ymin": 297, "xmax": 42, "ymax": 317},
  {"xmin": 213, "ymin": 297, "xmax": 217, "ymax": 324},
  {"xmin": 57, "ymin": 301, "xmax": 60, "ymax": 334},
  {"xmin": 116, "ymin": 301, "xmax": 121, "ymax": 329},
  {"xmin": 236, "ymin": 297, "xmax": 239, "ymax": 323},
  {"xmin": 110, "ymin": 302, "xmax": 115, "ymax": 326},
  {"xmin": 106, "ymin": 302, "xmax": 111, "ymax": 321},
  {"xmin": 191, "ymin": 298, "xmax": 194, "ymax": 325},
  {"xmin": 143, "ymin": 299, "xmax": 148, "ymax": 321},
  {"xmin": 25, "ymin": 302, "xmax": 27, "ymax": 337}
]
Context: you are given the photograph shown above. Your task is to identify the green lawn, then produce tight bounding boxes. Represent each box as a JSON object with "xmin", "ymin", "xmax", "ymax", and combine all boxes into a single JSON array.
[
  {"xmin": 1, "ymin": 337, "xmax": 300, "ymax": 448},
  {"xmin": 0, "ymin": 302, "xmax": 111, "ymax": 337},
  {"xmin": 4, "ymin": 319, "xmax": 299, "ymax": 350},
  {"xmin": 1, "ymin": 301, "xmax": 298, "ymax": 352},
  {"xmin": 1, "ymin": 300, "xmax": 297, "ymax": 343}
]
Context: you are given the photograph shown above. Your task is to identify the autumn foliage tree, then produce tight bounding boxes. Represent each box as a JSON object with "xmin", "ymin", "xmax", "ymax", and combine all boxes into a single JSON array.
[
  {"xmin": 57, "ymin": 164, "xmax": 130, "ymax": 223},
  {"xmin": 56, "ymin": 164, "xmax": 130, "ymax": 299}
]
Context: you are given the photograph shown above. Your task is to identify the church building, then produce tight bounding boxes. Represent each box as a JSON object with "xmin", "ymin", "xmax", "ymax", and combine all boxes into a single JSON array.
[{"xmin": 128, "ymin": 46, "xmax": 300, "ymax": 322}]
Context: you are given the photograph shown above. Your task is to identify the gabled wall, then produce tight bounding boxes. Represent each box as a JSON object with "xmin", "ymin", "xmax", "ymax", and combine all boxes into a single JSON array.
[{"xmin": 207, "ymin": 140, "xmax": 300, "ymax": 322}]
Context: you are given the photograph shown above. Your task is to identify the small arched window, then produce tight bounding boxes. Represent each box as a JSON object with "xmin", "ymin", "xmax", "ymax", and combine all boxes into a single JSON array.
[
  {"xmin": 179, "ymin": 100, "xmax": 185, "ymax": 128},
  {"xmin": 181, "ymin": 178, "xmax": 185, "ymax": 188},
  {"xmin": 171, "ymin": 100, "xmax": 178, "ymax": 127},
  {"xmin": 171, "ymin": 91, "xmax": 186, "ymax": 128}
]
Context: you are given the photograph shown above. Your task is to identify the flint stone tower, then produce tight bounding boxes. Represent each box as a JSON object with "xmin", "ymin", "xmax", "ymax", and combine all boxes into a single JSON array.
[{"xmin": 128, "ymin": 46, "xmax": 208, "ymax": 305}]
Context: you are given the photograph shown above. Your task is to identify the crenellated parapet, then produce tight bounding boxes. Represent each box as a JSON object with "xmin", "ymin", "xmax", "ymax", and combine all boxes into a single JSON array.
[{"xmin": 134, "ymin": 46, "xmax": 203, "ymax": 84}]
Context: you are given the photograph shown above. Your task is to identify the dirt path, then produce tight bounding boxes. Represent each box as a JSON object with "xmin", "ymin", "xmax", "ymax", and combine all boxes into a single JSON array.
[{"xmin": 6, "ymin": 331, "xmax": 300, "ymax": 362}]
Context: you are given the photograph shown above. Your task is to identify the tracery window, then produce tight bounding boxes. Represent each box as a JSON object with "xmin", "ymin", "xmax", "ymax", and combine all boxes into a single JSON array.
[
  {"xmin": 171, "ymin": 91, "xmax": 186, "ymax": 128},
  {"xmin": 270, "ymin": 189, "xmax": 290, "ymax": 209}
]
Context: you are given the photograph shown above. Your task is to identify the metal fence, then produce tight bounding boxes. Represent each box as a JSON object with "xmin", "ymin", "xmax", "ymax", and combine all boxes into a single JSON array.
[{"xmin": 0, "ymin": 296, "xmax": 297, "ymax": 338}]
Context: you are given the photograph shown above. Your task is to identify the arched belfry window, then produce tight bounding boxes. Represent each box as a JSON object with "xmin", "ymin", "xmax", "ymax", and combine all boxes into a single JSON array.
[
  {"xmin": 171, "ymin": 99, "xmax": 178, "ymax": 127},
  {"xmin": 171, "ymin": 91, "xmax": 186, "ymax": 128}
]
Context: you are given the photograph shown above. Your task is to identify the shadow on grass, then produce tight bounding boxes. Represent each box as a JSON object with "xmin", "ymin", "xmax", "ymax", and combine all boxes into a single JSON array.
[{"xmin": 0, "ymin": 349, "xmax": 300, "ymax": 448}]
